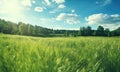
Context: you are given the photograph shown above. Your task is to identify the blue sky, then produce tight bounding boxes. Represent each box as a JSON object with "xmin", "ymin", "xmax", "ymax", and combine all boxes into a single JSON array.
[{"xmin": 0, "ymin": 0, "xmax": 120, "ymax": 30}]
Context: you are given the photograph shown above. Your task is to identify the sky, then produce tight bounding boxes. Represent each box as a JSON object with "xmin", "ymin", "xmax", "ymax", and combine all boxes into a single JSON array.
[{"xmin": 0, "ymin": 0, "xmax": 120, "ymax": 30}]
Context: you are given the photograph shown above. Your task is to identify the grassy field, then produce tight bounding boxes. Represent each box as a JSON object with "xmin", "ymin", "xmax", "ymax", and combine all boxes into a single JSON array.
[{"xmin": 0, "ymin": 34, "xmax": 120, "ymax": 72}]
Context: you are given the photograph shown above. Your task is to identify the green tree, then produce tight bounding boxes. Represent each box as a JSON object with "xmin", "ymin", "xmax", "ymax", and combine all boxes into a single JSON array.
[
  {"xmin": 65, "ymin": 30, "xmax": 69, "ymax": 37},
  {"xmin": 79, "ymin": 26, "xmax": 92, "ymax": 36},
  {"xmin": 79, "ymin": 27, "xmax": 86, "ymax": 36},
  {"xmin": 0, "ymin": 19, "xmax": 6, "ymax": 33},
  {"xmin": 18, "ymin": 22, "xmax": 28, "ymax": 35},
  {"xmin": 104, "ymin": 28, "xmax": 111, "ymax": 37},
  {"xmin": 111, "ymin": 27, "xmax": 120, "ymax": 36},
  {"xmin": 86, "ymin": 26, "xmax": 92, "ymax": 36},
  {"xmin": 96, "ymin": 26, "xmax": 104, "ymax": 36}
]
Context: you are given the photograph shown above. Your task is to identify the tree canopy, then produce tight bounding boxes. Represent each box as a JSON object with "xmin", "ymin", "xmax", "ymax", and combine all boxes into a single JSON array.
[{"xmin": 0, "ymin": 18, "xmax": 120, "ymax": 37}]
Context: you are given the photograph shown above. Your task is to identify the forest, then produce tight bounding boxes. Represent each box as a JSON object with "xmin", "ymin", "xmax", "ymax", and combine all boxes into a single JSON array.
[{"xmin": 0, "ymin": 18, "xmax": 120, "ymax": 37}]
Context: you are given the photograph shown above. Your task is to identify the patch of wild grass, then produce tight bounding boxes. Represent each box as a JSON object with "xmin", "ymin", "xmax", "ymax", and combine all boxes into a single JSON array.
[{"xmin": 0, "ymin": 34, "xmax": 120, "ymax": 72}]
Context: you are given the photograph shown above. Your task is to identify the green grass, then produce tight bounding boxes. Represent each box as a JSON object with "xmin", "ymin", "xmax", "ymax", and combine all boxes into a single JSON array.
[{"xmin": 0, "ymin": 34, "xmax": 120, "ymax": 72}]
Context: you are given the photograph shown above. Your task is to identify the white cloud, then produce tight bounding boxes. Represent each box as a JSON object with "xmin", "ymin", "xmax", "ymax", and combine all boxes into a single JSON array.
[
  {"xmin": 96, "ymin": 0, "xmax": 112, "ymax": 6},
  {"xmin": 32, "ymin": 0, "xmax": 36, "ymax": 4},
  {"xmin": 56, "ymin": 13, "xmax": 80, "ymax": 24},
  {"xmin": 21, "ymin": 0, "xmax": 32, "ymax": 7},
  {"xmin": 101, "ymin": 24, "xmax": 120, "ymax": 30},
  {"xmin": 44, "ymin": 0, "xmax": 51, "ymax": 5},
  {"xmin": 34, "ymin": 7, "xmax": 44, "ymax": 12},
  {"xmin": 58, "ymin": 4, "xmax": 66, "ymax": 9},
  {"xmin": 71, "ymin": 10, "xmax": 75, "ymax": 13},
  {"xmin": 53, "ymin": 0, "xmax": 65, "ymax": 4},
  {"xmin": 103, "ymin": 0, "xmax": 112, "ymax": 6},
  {"xmin": 86, "ymin": 13, "xmax": 120, "ymax": 25},
  {"xmin": 86, "ymin": 13, "xmax": 120, "ymax": 30}
]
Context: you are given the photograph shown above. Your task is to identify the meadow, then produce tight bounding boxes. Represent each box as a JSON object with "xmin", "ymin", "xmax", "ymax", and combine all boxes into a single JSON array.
[{"xmin": 0, "ymin": 34, "xmax": 120, "ymax": 72}]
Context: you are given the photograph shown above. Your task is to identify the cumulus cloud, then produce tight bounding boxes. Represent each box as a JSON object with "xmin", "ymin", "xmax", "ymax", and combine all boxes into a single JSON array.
[
  {"xmin": 58, "ymin": 4, "xmax": 66, "ymax": 9},
  {"xmin": 103, "ymin": 0, "xmax": 112, "ymax": 6},
  {"xmin": 34, "ymin": 7, "xmax": 44, "ymax": 12},
  {"xmin": 53, "ymin": 0, "xmax": 65, "ymax": 4},
  {"xmin": 86, "ymin": 13, "xmax": 120, "ymax": 30},
  {"xmin": 86, "ymin": 13, "xmax": 120, "ymax": 25},
  {"xmin": 56, "ymin": 13, "xmax": 80, "ymax": 24},
  {"xmin": 44, "ymin": 0, "xmax": 51, "ymax": 5},
  {"xmin": 96, "ymin": 0, "xmax": 112, "ymax": 6}
]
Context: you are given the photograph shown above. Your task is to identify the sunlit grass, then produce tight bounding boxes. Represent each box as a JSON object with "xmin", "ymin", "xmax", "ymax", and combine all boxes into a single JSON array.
[{"xmin": 0, "ymin": 34, "xmax": 120, "ymax": 72}]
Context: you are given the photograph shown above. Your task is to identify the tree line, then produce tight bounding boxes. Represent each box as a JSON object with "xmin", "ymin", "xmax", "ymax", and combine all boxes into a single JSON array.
[{"xmin": 0, "ymin": 19, "xmax": 120, "ymax": 37}]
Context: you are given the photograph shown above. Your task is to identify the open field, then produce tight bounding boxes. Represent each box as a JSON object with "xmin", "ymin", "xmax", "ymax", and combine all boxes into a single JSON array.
[{"xmin": 0, "ymin": 34, "xmax": 120, "ymax": 72}]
